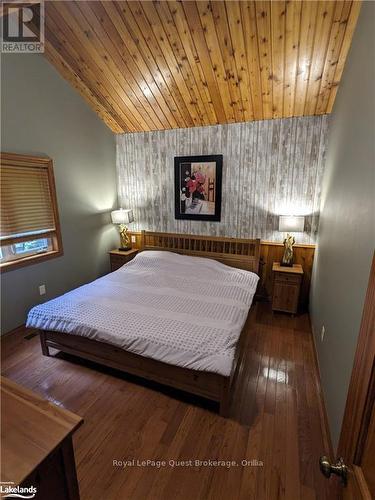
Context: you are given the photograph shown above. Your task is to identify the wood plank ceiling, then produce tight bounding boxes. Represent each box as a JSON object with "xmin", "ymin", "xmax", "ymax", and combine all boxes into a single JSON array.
[{"xmin": 43, "ymin": 1, "xmax": 361, "ymax": 133}]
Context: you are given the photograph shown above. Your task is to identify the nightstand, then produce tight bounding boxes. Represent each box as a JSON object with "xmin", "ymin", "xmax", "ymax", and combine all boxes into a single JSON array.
[
  {"xmin": 272, "ymin": 262, "xmax": 304, "ymax": 315},
  {"xmin": 109, "ymin": 249, "xmax": 138, "ymax": 271}
]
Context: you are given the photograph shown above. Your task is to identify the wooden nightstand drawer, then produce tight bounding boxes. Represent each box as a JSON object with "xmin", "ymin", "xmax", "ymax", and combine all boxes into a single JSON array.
[
  {"xmin": 109, "ymin": 249, "xmax": 138, "ymax": 272},
  {"xmin": 274, "ymin": 272, "xmax": 301, "ymax": 284},
  {"xmin": 111, "ymin": 256, "xmax": 127, "ymax": 271}
]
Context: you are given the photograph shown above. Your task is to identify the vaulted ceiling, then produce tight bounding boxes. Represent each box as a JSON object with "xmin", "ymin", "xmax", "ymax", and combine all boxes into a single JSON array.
[{"xmin": 41, "ymin": 1, "xmax": 361, "ymax": 133}]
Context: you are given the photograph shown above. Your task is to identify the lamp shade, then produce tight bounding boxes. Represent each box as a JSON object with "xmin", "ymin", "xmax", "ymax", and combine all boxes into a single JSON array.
[
  {"xmin": 279, "ymin": 215, "xmax": 305, "ymax": 233},
  {"xmin": 111, "ymin": 208, "xmax": 134, "ymax": 225}
]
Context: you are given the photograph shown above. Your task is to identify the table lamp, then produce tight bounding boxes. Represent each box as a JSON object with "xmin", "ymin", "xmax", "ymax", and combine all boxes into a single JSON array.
[
  {"xmin": 111, "ymin": 208, "xmax": 134, "ymax": 251},
  {"xmin": 278, "ymin": 215, "xmax": 305, "ymax": 266}
]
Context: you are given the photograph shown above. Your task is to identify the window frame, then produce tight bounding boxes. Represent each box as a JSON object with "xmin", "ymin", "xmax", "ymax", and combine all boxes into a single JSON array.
[{"xmin": 0, "ymin": 152, "xmax": 63, "ymax": 272}]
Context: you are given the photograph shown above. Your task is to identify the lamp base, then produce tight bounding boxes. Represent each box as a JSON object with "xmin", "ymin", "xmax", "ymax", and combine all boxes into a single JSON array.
[
  {"xmin": 118, "ymin": 224, "xmax": 131, "ymax": 251},
  {"xmin": 280, "ymin": 261, "xmax": 293, "ymax": 267}
]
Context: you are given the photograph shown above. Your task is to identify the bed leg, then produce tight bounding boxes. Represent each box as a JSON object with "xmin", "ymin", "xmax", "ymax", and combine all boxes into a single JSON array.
[
  {"xmin": 40, "ymin": 331, "xmax": 50, "ymax": 356},
  {"xmin": 219, "ymin": 398, "xmax": 230, "ymax": 418},
  {"xmin": 219, "ymin": 380, "xmax": 231, "ymax": 417}
]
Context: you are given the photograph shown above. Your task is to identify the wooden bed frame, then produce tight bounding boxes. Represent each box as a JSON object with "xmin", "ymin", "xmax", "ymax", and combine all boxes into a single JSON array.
[{"xmin": 39, "ymin": 231, "xmax": 260, "ymax": 416}]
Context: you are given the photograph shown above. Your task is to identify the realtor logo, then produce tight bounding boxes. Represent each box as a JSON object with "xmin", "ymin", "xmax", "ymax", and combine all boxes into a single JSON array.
[{"xmin": 1, "ymin": 1, "xmax": 44, "ymax": 53}]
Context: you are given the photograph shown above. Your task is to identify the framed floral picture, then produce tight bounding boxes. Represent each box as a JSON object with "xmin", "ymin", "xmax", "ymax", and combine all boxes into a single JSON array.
[{"xmin": 174, "ymin": 154, "xmax": 223, "ymax": 221}]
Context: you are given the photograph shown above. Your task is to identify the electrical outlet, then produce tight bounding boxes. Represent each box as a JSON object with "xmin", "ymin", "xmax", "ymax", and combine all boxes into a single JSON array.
[
  {"xmin": 39, "ymin": 284, "xmax": 46, "ymax": 296},
  {"xmin": 131, "ymin": 235, "xmax": 136, "ymax": 243},
  {"xmin": 321, "ymin": 325, "xmax": 325, "ymax": 342}
]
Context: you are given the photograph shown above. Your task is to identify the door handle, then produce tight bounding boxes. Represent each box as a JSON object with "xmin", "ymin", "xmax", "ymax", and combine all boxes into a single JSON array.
[{"xmin": 319, "ymin": 456, "xmax": 348, "ymax": 485}]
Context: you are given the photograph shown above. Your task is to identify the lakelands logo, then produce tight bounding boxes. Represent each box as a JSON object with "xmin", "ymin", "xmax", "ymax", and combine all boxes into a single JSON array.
[
  {"xmin": 1, "ymin": 1, "xmax": 45, "ymax": 53},
  {"xmin": 0, "ymin": 482, "xmax": 37, "ymax": 499}
]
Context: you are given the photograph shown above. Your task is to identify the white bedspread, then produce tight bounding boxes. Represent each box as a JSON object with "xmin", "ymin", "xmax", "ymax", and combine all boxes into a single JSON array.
[{"xmin": 26, "ymin": 251, "xmax": 259, "ymax": 376}]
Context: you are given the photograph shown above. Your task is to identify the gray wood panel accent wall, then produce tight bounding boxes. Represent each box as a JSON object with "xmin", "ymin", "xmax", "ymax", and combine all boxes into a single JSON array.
[{"xmin": 116, "ymin": 115, "xmax": 328, "ymax": 243}]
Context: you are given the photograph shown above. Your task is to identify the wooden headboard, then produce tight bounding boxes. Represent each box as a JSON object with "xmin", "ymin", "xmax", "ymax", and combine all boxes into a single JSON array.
[{"xmin": 140, "ymin": 231, "xmax": 260, "ymax": 274}]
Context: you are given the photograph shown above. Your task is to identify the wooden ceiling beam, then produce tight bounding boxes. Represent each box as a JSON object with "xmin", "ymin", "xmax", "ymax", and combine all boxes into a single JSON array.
[
  {"xmin": 240, "ymin": 1, "xmax": 264, "ymax": 120},
  {"xmin": 46, "ymin": 4, "xmax": 136, "ymax": 132},
  {"xmin": 153, "ymin": 1, "xmax": 212, "ymax": 126},
  {"xmin": 86, "ymin": 1, "xmax": 172, "ymax": 131},
  {"xmin": 168, "ymin": 1, "xmax": 218, "ymax": 125},
  {"xmin": 196, "ymin": 1, "xmax": 237, "ymax": 122},
  {"xmin": 224, "ymin": 1, "xmax": 255, "ymax": 122},
  {"xmin": 113, "ymin": 1, "xmax": 187, "ymax": 129},
  {"xmin": 304, "ymin": 1, "xmax": 336, "ymax": 116},
  {"xmin": 181, "ymin": 1, "xmax": 227, "ymax": 124},
  {"xmin": 284, "ymin": 0, "xmax": 302, "ymax": 118},
  {"xmin": 255, "ymin": 1, "xmax": 274, "ymax": 119},
  {"xmin": 141, "ymin": 1, "xmax": 204, "ymax": 127},
  {"xmin": 45, "ymin": 41, "xmax": 124, "ymax": 133},
  {"xmin": 270, "ymin": 0, "xmax": 286, "ymax": 119},
  {"xmin": 316, "ymin": 1, "xmax": 350, "ymax": 115},
  {"xmin": 48, "ymin": 2, "xmax": 143, "ymax": 132},
  {"xmin": 127, "ymin": 1, "xmax": 195, "ymax": 128},
  {"xmin": 101, "ymin": 1, "xmax": 178, "ymax": 130},
  {"xmin": 326, "ymin": 0, "xmax": 362, "ymax": 113},
  {"xmin": 39, "ymin": 1, "xmax": 361, "ymax": 133},
  {"xmin": 294, "ymin": 0, "xmax": 319, "ymax": 117},
  {"xmin": 74, "ymin": 1, "xmax": 162, "ymax": 131},
  {"xmin": 211, "ymin": 1, "xmax": 248, "ymax": 121}
]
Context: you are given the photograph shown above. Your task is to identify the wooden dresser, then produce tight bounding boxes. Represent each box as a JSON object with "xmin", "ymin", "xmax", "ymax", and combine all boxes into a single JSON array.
[
  {"xmin": 272, "ymin": 262, "xmax": 304, "ymax": 315},
  {"xmin": 1, "ymin": 376, "xmax": 83, "ymax": 500},
  {"xmin": 109, "ymin": 248, "xmax": 138, "ymax": 271}
]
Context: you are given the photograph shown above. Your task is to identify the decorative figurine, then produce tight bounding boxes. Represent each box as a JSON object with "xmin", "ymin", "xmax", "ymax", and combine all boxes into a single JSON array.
[{"xmin": 281, "ymin": 234, "xmax": 295, "ymax": 267}]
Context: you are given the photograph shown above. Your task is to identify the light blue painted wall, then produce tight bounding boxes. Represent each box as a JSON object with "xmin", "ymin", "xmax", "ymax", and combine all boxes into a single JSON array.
[
  {"xmin": 1, "ymin": 54, "xmax": 118, "ymax": 334},
  {"xmin": 310, "ymin": 1, "xmax": 375, "ymax": 450}
]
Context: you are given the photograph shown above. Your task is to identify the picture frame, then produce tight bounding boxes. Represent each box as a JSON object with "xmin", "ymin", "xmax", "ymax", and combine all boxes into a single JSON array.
[{"xmin": 174, "ymin": 154, "xmax": 223, "ymax": 222}]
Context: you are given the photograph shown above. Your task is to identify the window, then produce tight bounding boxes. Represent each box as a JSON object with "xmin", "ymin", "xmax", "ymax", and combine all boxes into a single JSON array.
[
  {"xmin": 0, "ymin": 153, "xmax": 63, "ymax": 271},
  {"xmin": 14, "ymin": 238, "xmax": 51, "ymax": 255}
]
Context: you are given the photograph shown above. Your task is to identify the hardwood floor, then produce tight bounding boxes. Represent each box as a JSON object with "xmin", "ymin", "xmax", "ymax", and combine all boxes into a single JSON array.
[{"xmin": 1, "ymin": 303, "xmax": 337, "ymax": 500}]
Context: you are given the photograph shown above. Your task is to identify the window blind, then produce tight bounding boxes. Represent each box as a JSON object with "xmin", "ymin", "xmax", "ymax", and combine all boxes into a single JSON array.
[{"xmin": 0, "ymin": 163, "xmax": 56, "ymax": 245}]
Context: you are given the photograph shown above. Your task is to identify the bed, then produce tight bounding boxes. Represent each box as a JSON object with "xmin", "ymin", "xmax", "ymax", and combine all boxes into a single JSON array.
[{"xmin": 27, "ymin": 231, "xmax": 260, "ymax": 416}]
